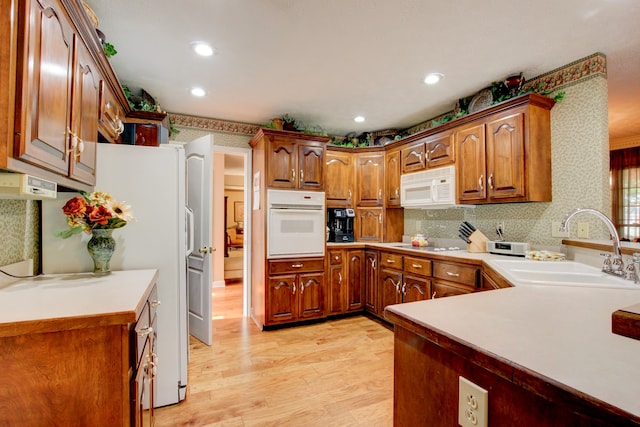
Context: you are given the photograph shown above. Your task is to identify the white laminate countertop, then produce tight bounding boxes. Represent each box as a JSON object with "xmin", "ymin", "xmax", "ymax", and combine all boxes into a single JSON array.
[
  {"xmin": 386, "ymin": 282, "xmax": 640, "ymax": 418},
  {"xmin": 0, "ymin": 269, "xmax": 158, "ymax": 337}
]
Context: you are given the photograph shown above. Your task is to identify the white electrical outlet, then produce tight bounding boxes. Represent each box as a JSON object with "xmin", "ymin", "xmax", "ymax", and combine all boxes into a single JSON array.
[
  {"xmin": 577, "ymin": 222, "xmax": 590, "ymax": 238},
  {"xmin": 552, "ymin": 221, "xmax": 569, "ymax": 238},
  {"xmin": 459, "ymin": 376, "xmax": 488, "ymax": 427}
]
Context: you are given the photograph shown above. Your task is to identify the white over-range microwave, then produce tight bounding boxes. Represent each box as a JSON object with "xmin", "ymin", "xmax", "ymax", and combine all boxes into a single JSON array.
[{"xmin": 400, "ymin": 165, "xmax": 470, "ymax": 209}]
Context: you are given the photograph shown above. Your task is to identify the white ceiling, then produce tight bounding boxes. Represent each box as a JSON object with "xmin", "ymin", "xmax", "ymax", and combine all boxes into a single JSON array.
[{"xmin": 87, "ymin": 0, "xmax": 640, "ymax": 140}]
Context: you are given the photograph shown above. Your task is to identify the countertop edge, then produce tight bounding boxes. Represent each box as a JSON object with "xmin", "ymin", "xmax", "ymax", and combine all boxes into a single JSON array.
[{"xmin": 384, "ymin": 304, "xmax": 640, "ymax": 424}]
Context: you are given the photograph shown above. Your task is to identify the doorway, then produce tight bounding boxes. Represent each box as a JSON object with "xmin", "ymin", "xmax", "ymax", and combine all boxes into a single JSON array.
[{"xmin": 213, "ymin": 147, "xmax": 251, "ymax": 319}]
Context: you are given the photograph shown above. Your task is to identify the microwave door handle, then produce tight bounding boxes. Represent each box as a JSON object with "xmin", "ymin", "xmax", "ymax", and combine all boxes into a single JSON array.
[{"xmin": 185, "ymin": 206, "xmax": 194, "ymax": 256}]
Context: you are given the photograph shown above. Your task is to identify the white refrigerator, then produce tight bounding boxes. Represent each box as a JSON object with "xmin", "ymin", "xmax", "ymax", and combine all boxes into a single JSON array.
[{"xmin": 41, "ymin": 143, "xmax": 190, "ymax": 407}]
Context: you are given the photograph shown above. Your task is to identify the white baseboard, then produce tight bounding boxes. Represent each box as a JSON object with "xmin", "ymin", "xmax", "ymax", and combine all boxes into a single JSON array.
[{"xmin": 212, "ymin": 279, "xmax": 226, "ymax": 288}]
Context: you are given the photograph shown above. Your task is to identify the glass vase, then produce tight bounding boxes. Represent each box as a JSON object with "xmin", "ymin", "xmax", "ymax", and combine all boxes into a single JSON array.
[{"xmin": 87, "ymin": 229, "xmax": 116, "ymax": 275}]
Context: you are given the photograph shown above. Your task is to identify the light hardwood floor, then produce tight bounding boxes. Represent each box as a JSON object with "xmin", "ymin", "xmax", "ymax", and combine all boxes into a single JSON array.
[{"xmin": 154, "ymin": 284, "xmax": 394, "ymax": 426}]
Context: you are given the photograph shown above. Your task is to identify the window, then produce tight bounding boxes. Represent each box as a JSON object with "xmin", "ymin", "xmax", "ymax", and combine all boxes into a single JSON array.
[{"xmin": 611, "ymin": 147, "xmax": 640, "ymax": 240}]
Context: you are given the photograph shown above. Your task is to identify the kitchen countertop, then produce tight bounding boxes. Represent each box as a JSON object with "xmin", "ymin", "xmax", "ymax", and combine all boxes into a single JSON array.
[
  {"xmin": 0, "ymin": 269, "xmax": 158, "ymax": 338},
  {"xmin": 385, "ymin": 268, "xmax": 640, "ymax": 419}
]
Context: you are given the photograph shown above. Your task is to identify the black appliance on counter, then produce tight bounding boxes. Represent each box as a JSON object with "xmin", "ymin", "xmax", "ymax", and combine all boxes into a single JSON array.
[{"xmin": 327, "ymin": 208, "xmax": 355, "ymax": 242}]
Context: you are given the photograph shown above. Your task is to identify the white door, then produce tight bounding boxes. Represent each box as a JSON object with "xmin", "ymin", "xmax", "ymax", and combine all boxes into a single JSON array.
[{"xmin": 185, "ymin": 135, "xmax": 214, "ymax": 345}]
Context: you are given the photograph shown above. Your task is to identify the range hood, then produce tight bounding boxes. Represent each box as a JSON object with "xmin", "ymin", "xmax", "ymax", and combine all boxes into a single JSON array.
[{"xmin": 0, "ymin": 173, "xmax": 57, "ymax": 200}]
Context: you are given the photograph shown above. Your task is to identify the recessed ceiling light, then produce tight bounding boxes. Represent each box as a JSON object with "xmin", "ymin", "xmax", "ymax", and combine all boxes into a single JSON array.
[
  {"xmin": 424, "ymin": 73, "xmax": 444, "ymax": 85},
  {"xmin": 190, "ymin": 87, "xmax": 206, "ymax": 97},
  {"xmin": 191, "ymin": 42, "xmax": 214, "ymax": 57},
  {"xmin": 354, "ymin": 116, "xmax": 365, "ymax": 123}
]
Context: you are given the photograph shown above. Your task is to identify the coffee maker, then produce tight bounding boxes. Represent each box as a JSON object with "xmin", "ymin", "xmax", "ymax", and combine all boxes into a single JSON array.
[{"xmin": 327, "ymin": 208, "xmax": 355, "ymax": 242}]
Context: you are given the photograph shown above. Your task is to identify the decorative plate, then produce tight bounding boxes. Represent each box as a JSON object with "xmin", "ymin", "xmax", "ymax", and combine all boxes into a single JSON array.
[{"xmin": 468, "ymin": 89, "xmax": 493, "ymax": 113}]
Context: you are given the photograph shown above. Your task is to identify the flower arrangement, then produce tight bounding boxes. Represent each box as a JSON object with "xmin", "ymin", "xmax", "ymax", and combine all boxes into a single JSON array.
[{"xmin": 56, "ymin": 191, "xmax": 134, "ymax": 239}]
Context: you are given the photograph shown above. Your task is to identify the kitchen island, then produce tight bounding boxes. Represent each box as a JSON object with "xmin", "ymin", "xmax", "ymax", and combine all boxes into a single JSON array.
[
  {"xmin": 0, "ymin": 269, "xmax": 158, "ymax": 426},
  {"xmin": 385, "ymin": 275, "xmax": 640, "ymax": 426}
]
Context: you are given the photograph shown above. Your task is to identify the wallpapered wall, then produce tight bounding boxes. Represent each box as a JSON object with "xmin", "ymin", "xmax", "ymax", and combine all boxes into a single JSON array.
[
  {"xmin": 404, "ymin": 75, "xmax": 611, "ymax": 246},
  {"xmin": 0, "ymin": 200, "xmax": 40, "ymax": 269}
]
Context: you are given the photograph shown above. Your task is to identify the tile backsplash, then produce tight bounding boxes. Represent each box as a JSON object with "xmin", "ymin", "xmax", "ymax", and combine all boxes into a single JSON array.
[{"xmin": 0, "ymin": 200, "xmax": 39, "ymax": 270}]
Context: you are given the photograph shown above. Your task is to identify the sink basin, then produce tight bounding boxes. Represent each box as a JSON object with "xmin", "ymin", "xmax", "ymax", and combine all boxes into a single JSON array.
[{"xmin": 488, "ymin": 259, "xmax": 640, "ymax": 290}]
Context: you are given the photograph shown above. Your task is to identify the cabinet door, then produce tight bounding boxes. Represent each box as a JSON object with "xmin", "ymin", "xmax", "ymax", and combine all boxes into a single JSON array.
[
  {"xmin": 486, "ymin": 112, "xmax": 525, "ymax": 200},
  {"xmin": 431, "ymin": 281, "xmax": 470, "ymax": 299},
  {"xmin": 456, "ymin": 123, "xmax": 486, "ymax": 202},
  {"xmin": 364, "ymin": 250, "xmax": 379, "ymax": 314},
  {"xmin": 356, "ymin": 152, "xmax": 384, "ymax": 206},
  {"xmin": 425, "ymin": 131, "xmax": 454, "ymax": 168},
  {"xmin": 298, "ymin": 143, "xmax": 324, "ymax": 190},
  {"xmin": 68, "ymin": 40, "xmax": 98, "ymax": 185},
  {"xmin": 16, "ymin": 0, "xmax": 74, "ymax": 176},
  {"xmin": 298, "ymin": 272, "xmax": 324, "ymax": 319},
  {"xmin": 98, "ymin": 81, "xmax": 125, "ymax": 143},
  {"xmin": 325, "ymin": 151, "xmax": 354, "ymax": 207},
  {"xmin": 267, "ymin": 274, "xmax": 297, "ymax": 323},
  {"xmin": 401, "ymin": 142, "xmax": 426, "ymax": 173},
  {"xmin": 402, "ymin": 275, "xmax": 429, "ymax": 303},
  {"xmin": 346, "ymin": 250, "xmax": 364, "ymax": 311},
  {"xmin": 380, "ymin": 268, "xmax": 402, "ymax": 312},
  {"xmin": 327, "ymin": 250, "xmax": 346, "ymax": 315},
  {"xmin": 386, "ymin": 150, "xmax": 401, "ymax": 207},
  {"xmin": 355, "ymin": 207, "xmax": 383, "ymax": 242},
  {"xmin": 267, "ymin": 136, "xmax": 297, "ymax": 188}
]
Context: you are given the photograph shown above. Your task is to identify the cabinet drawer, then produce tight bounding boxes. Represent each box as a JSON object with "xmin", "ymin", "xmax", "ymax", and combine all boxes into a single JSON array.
[
  {"xmin": 328, "ymin": 251, "xmax": 343, "ymax": 265},
  {"xmin": 432, "ymin": 261, "xmax": 479, "ymax": 288},
  {"xmin": 404, "ymin": 256, "xmax": 431, "ymax": 277},
  {"xmin": 269, "ymin": 258, "xmax": 325, "ymax": 275},
  {"xmin": 431, "ymin": 281, "xmax": 471, "ymax": 299},
  {"xmin": 132, "ymin": 300, "xmax": 152, "ymax": 369},
  {"xmin": 380, "ymin": 252, "xmax": 403, "ymax": 270}
]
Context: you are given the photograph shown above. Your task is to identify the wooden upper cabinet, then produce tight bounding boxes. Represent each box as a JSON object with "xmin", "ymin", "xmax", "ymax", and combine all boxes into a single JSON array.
[
  {"xmin": 486, "ymin": 112, "xmax": 525, "ymax": 200},
  {"xmin": 401, "ymin": 141, "xmax": 426, "ymax": 173},
  {"xmin": 264, "ymin": 133, "xmax": 327, "ymax": 191},
  {"xmin": 456, "ymin": 95, "xmax": 554, "ymax": 204},
  {"xmin": 15, "ymin": 0, "xmax": 75, "ymax": 177},
  {"xmin": 68, "ymin": 39, "xmax": 99, "ymax": 185},
  {"xmin": 355, "ymin": 207, "xmax": 384, "ymax": 242},
  {"xmin": 456, "ymin": 123, "xmax": 487, "ymax": 202},
  {"xmin": 325, "ymin": 149, "xmax": 354, "ymax": 207},
  {"xmin": 425, "ymin": 131, "xmax": 454, "ymax": 168},
  {"xmin": 386, "ymin": 149, "xmax": 401, "ymax": 207},
  {"xmin": 98, "ymin": 81, "xmax": 125, "ymax": 143},
  {"xmin": 355, "ymin": 152, "xmax": 384, "ymax": 206}
]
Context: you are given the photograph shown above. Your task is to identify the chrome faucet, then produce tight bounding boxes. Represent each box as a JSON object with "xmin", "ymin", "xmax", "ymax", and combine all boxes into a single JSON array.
[{"xmin": 559, "ymin": 208, "xmax": 626, "ymax": 276}]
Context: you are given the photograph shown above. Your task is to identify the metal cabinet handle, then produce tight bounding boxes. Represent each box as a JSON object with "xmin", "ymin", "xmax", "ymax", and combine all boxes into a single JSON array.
[
  {"xmin": 378, "ymin": 188, "xmax": 383, "ymax": 200},
  {"xmin": 412, "ymin": 263, "xmax": 422, "ymax": 268},
  {"xmin": 395, "ymin": 187, "xmax": 400, "ymax": 198},
  {"xmin": 300, "ymin": 170, "xmax": 304, "ymax": 182},
  {"xmin": 338, "ymin": 272, "xmax": 342, "ymax": 284},
  {"xmin": 426, "ymin": 148, "xmax": 431, "ymax": 162},
  {"xmin": 446, "ymin": 271, "xmax": 460, "ymax": 277},
  {"xmin": 488, "ymin": 174, "xmax": 494, "ymax": 189},
  {"xmin": 479, "ymin": 174, "xmax": 484, "ymax": 191},
  {"xmin": 348, "ymin": 189, "xmax": 352, "ymax": 202},
  {"xmin": 292, "ymin": 283, "xmax": 296, "ymax": 294},
  {"xmin": 137, "ymin": 326, "xmax": 154, "ymax": 338},
  {"xmin": 402, "ymin": 282, "xmax": 407, "ymax": 294},
  {"xmin": 432, "ymin": 291, "xmax": 437, "ymax": 299},
  {"xmin": 291, "ymin": 263, "xmax": 303, "ymax": 268},
  {"xmin": 292, "ymin": 169, "xmax": 296, "ymax": 182},
  {"xmin": 300, "ymin": 281, "xmax": 304, "ymax": 294},
  {"xmin": 334, "ymin": 255, "xmax": 339, "ymax": 261}
]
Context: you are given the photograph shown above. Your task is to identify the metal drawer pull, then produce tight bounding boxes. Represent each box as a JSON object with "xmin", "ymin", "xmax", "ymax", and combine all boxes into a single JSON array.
[
  {"xmin": 291, "ymin": 263, "xmax": 303, "ymax": 268},
  {"xmin": 412, "ymin": 263, "xmax": 422, "ymax": 268},
  {"xmin": 137, "ymin": 326, "xmax": 154, "ymax": 337},
  {"xmin": 386, "ymin": 259, "xmax": 395, "ymax": 263},
  {"xmin": 446, "ymin": 271, "xmax": 460, "ymax": 277}
]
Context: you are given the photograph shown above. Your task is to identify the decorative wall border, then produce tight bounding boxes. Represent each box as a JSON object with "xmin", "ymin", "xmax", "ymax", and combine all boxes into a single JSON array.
[
  {"xmin": 168, "ymin": 113, "xmax": 260, "ymax": 136},
  {"xmin": 169, "ymin": 53, "xmax": 607, "ymax": 138}
]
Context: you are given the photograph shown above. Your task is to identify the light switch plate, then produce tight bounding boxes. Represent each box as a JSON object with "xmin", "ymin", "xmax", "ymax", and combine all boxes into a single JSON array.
[
  {"xmin": 459, "ymin": 376, "xmax": 488, "ymax": 427},
  {"xmin": 552, "ymin": 221, "xmax": 569, "ymax": 238}
]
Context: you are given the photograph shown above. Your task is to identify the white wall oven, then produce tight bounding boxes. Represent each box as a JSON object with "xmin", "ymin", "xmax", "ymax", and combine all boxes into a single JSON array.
[{"xmin": 267, "ymin": 189, "xmax": 326, "ymax": 259}]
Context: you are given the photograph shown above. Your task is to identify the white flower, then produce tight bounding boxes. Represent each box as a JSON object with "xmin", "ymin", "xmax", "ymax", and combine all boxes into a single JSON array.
[{"xmin": 108, "ymin": 200, "xmax": 135, "ymax": 222}]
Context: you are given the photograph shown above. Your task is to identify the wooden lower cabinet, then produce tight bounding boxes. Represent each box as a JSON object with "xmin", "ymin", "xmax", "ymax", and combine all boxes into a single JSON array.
[
  {"xmin": 402, "ymin": 274, "xmax": 429, "ymax": 303},
  {"xmin": 364, "ymin": 250, "xmax": 379, "ymax": 314},
  {"xmin": 266, "ymin": 258, "xmax": 325, "ymax": 325},
  {"xmin": 392, "ymin": 325, "xmax": 627, "ymax": 426},
  {"xmin": 431, "ymin": 260, "xmax": 480, "ymax": 298},
  {"xmin": 326, "ymin": 249, "xmax": 364, "ymax": 315},
  {"xmin": 0, "ymin": 282, "xmax": 157, "ymax": 427}
]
